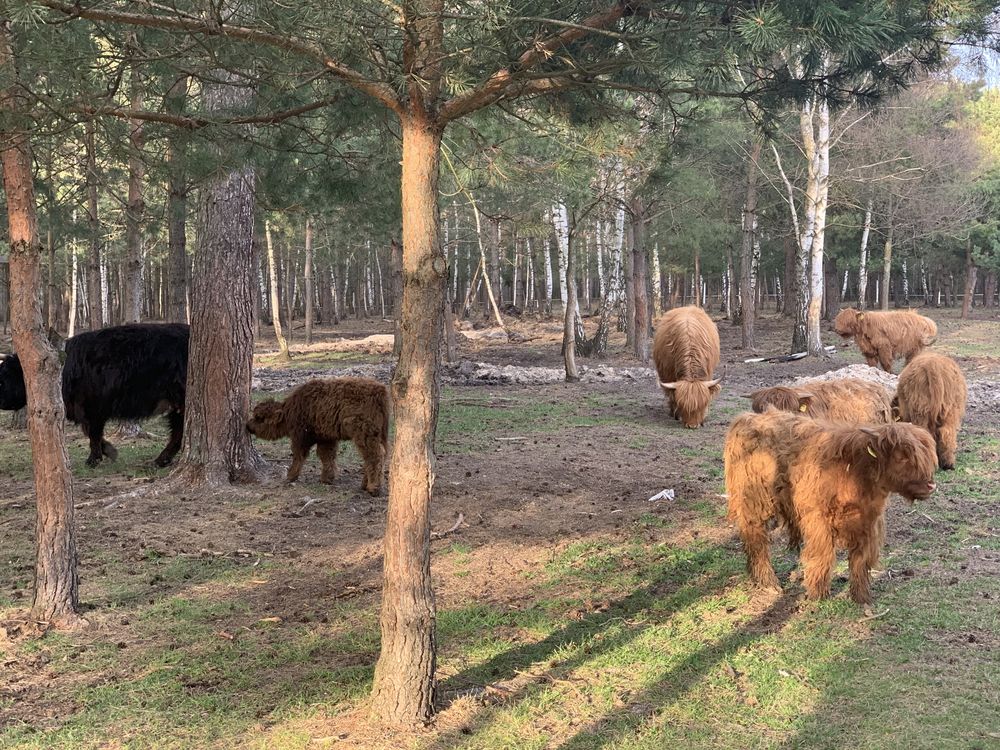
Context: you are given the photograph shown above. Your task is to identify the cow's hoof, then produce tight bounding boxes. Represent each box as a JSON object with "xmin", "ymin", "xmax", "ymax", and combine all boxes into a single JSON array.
[
  {"xmin": 940, "ymin": 462, "xmax": 955, "ymax": 471},
  {"xmin": 153, "ymin": 456, "xmax": 172, "ymax": 468},
  {"xmin": 85, "ymin": 457, "xmax": 102, "ymax": 468},
  {"xmin": 320, "ymin": 476, "xmax": 336, "ymax": 485},
  {"xmin": 364, "ymin": 485, "xmax": 382, "ymax": 497}
]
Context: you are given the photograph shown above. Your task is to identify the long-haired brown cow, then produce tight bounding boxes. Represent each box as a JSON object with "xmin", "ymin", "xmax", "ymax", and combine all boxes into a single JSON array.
[
  {"xmin": 653, "ymin": 306, "xmax": 722, "ymax": 428},
  {"xmin": 894, "ymin": 351, "xmax": 967, "ymax": 470},
  {"xmin": 832, "ymin": 308, "xmax": 937, "ymax": 372},
  {"xmin": 748, "ymin": 378, "xmax": 893, "ymax": 425},
  {"xmin": 725, "ymin": 410, "xmax": 937, "ymax": 605},
  {"xmin": 247, "ymin": 377, "xmax": 390, "ymax": 495}
]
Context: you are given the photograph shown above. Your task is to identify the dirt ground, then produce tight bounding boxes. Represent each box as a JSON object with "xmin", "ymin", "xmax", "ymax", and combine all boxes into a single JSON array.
[{"xmin": 0, "ymin": 308, "xmax": 998, "ymax": 749}]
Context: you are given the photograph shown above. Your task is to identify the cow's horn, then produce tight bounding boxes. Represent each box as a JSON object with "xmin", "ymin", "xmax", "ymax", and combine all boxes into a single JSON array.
[
  {"xmin": 659, "ymin": 381, "xmax": 678, "ymax": 390},
  {"xmin": 859, "ymin": 426, "xmax": 879, "ymax": 437},
  {"xmin": 703, "ymin": 377, "xmax": 722, "ymax": 387}
]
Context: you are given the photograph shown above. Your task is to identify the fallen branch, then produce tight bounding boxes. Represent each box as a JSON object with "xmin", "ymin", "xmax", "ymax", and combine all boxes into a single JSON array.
[
  {"xmin": 294, "ymin": 497, "xmax": 321, "ymax": 516},
  {"xmin": 858, "ymin": 608, "xmax": 891, "ymax": 623},
  {"xmin": 431, "ymin": 512, "xmax": 466, "ymax": 539}
]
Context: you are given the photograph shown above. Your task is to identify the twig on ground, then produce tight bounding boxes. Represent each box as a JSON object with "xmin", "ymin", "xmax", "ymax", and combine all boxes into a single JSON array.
[
  {"xmin": 431, "ymin": 512, "xmax": 466, "ymax": 539},
  {"xmin": 294, "ymin": 497, "xmax": 321, "ymax": 516},
  {"xmin": 858, "ymin": 608, "xmax": 891, "ymax": 623}
]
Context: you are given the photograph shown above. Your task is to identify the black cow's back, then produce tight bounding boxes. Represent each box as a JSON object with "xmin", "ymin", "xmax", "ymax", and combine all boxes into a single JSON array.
[{"xmin": 62, "ymin": 323, "xmax": 189, "ymax": 424}]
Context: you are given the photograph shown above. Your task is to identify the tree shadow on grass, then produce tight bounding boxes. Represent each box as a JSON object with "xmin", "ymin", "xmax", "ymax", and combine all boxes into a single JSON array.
[{"xmin": 426, "ymin": 542, "xmax": 752, "ymax": 749}]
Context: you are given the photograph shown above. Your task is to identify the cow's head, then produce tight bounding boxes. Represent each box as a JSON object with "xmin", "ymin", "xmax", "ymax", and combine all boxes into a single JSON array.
[
  {"xmin": 0, "ymin": 354, "xmax": 27, "ymax": 411},
  {"xmin": 859, "ymin": 423, "xmax": 937, "ymax": 502},
  {"xmin": 832, "ymin": 308, "xmax": 862, "ymax": 338},
  {"xmin": 660, "ymin": 375, "xmax": 722, "ymax": 428},
  {"xmin": 246, "ymin": 399, "xmax": 288, "ymax": 440}
]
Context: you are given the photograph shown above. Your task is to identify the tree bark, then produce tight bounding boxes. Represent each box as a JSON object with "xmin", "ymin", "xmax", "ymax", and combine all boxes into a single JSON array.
[
  {"xmin": 369, "ymin": 116, "xmax": 443, "ymax": 726},
  {"xmin": 391, "ymin": 237, "xmax": 403, "ymax": 357},
  {"xmin": 880, "ymin": 201, "xmax": 894, "ymax": 311},
  {"xmin": 165, "ymin": 77, "xmax": 189, "ymax": 324},
  {"xmin": 961, "ymin": 237, "xmax": 977, "ymax": 319},
  {"xmin": 562, "ymin": 226, "xmax": 580, "ymax": 381},
  {"xmin": 630, "ymin": 199, "xmax": 650, "ymax": 363},
  {"xmin": 304, "ymin": 217, "xmax": 314, "ymax": 344},
  {"xmin": 0, "ymin": 21, "xmax": 80, "ymax": 627},
  {"xmin": 265, "ymin": 220, "xmax": 290, "ymax": 358},
  {"xmin": 84, "ymin": 120, "xmax": 103, "ymax": 330},
  {"xmin": 740, "ymin": 138, "xmax": 761, "ymax": 349},
  {"xmin": 123, "ymin": 44, "xmax": 145, "ymax": 323},
  {"xmin": 171, "ymin": 67, "xmax": 266, "ymax": 487}
]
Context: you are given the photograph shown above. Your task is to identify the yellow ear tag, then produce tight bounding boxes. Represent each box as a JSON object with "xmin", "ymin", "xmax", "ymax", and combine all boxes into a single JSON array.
[
  {"xmin": 866, "ymin": 445, "xmax": 878, "ymax": 459},
  {"xmin": 799, "ymin": 404, "xmax": 808, "ymax": 412},
  {"xmin": 857, "ymin": 312, "xmax": 865, "ymax": 320}
]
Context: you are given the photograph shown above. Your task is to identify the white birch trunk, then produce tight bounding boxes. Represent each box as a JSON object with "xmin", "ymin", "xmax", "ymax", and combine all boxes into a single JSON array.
[
  {"xmin": 553, "ymin": 202, "xmax": 569, "ymax": 313},
  {"xmin": 858, "ymin": 195, "xmax": 872, "ymax": 309},
  {"xmin": 69, "ymin": 248, "xmax": 78, "ymax": 337},
  {"xmin": 805, "ymin": 96, "xmax": 831, "ymax": 356}
]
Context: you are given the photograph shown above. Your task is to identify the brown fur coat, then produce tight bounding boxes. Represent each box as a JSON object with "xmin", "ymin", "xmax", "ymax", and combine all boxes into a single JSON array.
[
  {"xmin": 725, "ymin": 410, "xmax": 937, "ymax": 604},
  {"xmin": 652, "ymin": 306, "xmax": 722, "ymax": 428},
  {"xmin": 894, "ymin": 351, "xmax": 967, "ymax": 470},
  {"xmin": 833, "ymin": 308, "xmax": 937, "ymax": 372},
  {"xmin": 247, "ymin": 377, "xmax": 390, "ymax": 494},
  {"xmin": 749, "ymin": 378, "xmax": 893, "ymax": 424}
]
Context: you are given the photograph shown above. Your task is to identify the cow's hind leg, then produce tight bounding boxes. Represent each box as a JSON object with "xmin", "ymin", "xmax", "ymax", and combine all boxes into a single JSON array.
[
  {"xmin": 154, "ymin": 411, "xmax": 184, "ymax": 467},
  {"xmin": 286, "ymin": 435, "xmax": 312, "ymax": 482},
  {"xmin": 848, "ymin": 534, "xmax": 877, "ymax": 606},
  {"xmin": 316, "ymin": 441, "xmax": 339, "ymax": 484},
  {"xmin": 355, "ymin": 432, "xmax": 386, "ymax": 496}
]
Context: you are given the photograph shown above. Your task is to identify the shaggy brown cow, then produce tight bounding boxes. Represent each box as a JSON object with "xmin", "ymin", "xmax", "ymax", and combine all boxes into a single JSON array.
[
  {"xmin": 894, "ymin": 351, "xmax": 967, "ymax": 470},
  {"xmin": 247, "ymin": 377, "xmax": 390, "ymax": 495},
  {"xmin": 832, "ymin": 308, "xmax": 937, "ymax": 372},
  {"xmin": 725, "ymin": 410, "xmax": 937, "ymax": 605},
  {"xmin": 652, "ymin": 306, "xmax": 722, "ymax": 428},
  {"xmin": 748, "ymin": 378, "xmax": 893, "ymax": 425}
]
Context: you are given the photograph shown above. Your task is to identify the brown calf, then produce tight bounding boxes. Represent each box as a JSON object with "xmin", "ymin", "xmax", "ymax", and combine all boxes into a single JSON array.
[
  {"xmin": 832, "ymin": 308, "xmax": 937, "ymax": 372},
  {"xmin": 725, "ymin": 411, "xmax": 937, "ymax": 605},
  {"xmin": 248, "ymin": 377, "xmax": 390, "ymax": 495},
  {"xmin": 894, "ymin": 351, "xmax": 967, "ymax": 470},
  {"xmin": 748, "ymin": 378, "xmax": 893, "ymax": 425}
]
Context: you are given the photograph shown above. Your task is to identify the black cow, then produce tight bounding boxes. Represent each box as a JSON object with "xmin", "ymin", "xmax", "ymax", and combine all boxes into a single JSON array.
[{"xmin": 0, "ymin": 323, "xmax": 189, "ymax": 467}]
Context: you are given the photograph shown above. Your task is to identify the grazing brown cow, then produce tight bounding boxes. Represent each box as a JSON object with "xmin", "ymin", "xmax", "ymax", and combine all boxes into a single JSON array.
[
  {"xmin": 748, "ymin": 378, "xmax": 893, "ymax": 425},
  {"xmin": 832, "ymin": 308, "xmax": 937, "ymax": 372},
  {"xmin": 247, "ymin": 377, "xmax": 390, "ymax": 495},
  {"xmin": 652, "ymin": 306, "xmax": 722, "ymax": 428},
  {"xmin": 725, "ymin": 411, "xmax": 937, "ymax": 605},
  {"xmin": 894, "ymin": 351, "xmax": 967, "ymax": 471}
]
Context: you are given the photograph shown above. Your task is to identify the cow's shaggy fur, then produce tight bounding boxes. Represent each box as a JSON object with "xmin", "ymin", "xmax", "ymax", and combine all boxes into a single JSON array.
[
  {"xmin": 725, "ymin": 411, "xmax": 937, "ymax": 605},
  {"xmin": 247, "ymin": 377, "xmax": 389, "ymax": 495},
  {"xmin": 894, "ymin": 351, "xmax": 967, "ymax": 470},
  {"xmin": 652, "ymin": 306, "xmax": 722, "ymax": 428},
  {"xmin": 0, "ymin": 323, "xmax": 189, "ymax": 467},
  {"xmin": 748, "ymin": 378, "xmax": 893, "ymax": 424},
  {"xmin": 832, "ymin": 308, "xmax": 937, "ymax": 372}
]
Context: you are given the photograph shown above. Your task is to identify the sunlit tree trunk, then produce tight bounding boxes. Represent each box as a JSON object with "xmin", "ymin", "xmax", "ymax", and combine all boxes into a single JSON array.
[
  {"xmin": 563, "ymin": 226, "xmax": 580, "ymax": 381},
  {"xmin": 740, "ymin": 138, "xmax": 761, "ymax": 349},
  {"xmin": 805, "ymin": 97, "xmax": 831, "ymax": 356},
  {"xmin": 630, "ymin": 199, "xmax": 650, "ymax": 362},
  {"xmin": 0, "ymin": 20, "xmax": 80, "ymax": 627},
  {"xmin": 172, "ymin": 66, "xmax": 266, "ymax": 487},
  {"xmin": 880, "ymin": 199, "xmax": 894, "ymax": 311},
  {"xmin": 962, "ymin": 236, "xmax": 977, "ymax": 319},
  {"xmin": 370, "ymin": 115, "xmax": 444, "ymax": 726}
]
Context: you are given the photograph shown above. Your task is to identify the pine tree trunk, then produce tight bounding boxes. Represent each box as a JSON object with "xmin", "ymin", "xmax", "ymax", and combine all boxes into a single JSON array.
[
  {"xmin": 740, "ymin": 139, "xmax": 761, "ymax": 349},
  {"xmin": 369, "ymin": 116, "xmax": 442, "ymax": 726},
  {"xmin": 630, "ymin": 201, "xmax": 650, "ymax": 363},
  {"xmin": 172, "ymin": 68, "xmax": 266, "ymax": 487},
  {"xmin": 84, "ymin": 121, "xmax": 103, "ymax": 330},
  {"xmin": 304, "ymin": 218, "xmax": 314, "ymax": 344},
  {"xmin": 880, "ymin": 205, "xmax": 894, "ymax": 311},
  {"xmin": 391, "ymin": 238, "xmax": 403, "ymax": 357},
  {"xmin": 123, "ymin": 49, "xmax": 145, "ymax": 324},
  {"xmin": 265, "ymin": 220, "xmax": 289, "ymax": 359},
  {"xmin": 824, "ymin": 255, "xmax": 840, "ymax": 321},
  {"xmin": 962, "ymin": 237, "xmax": 977, "ymax": 319},
  {"xmin": 46, "ymin": 226, "xmax": 56, "ymax": 330},
  {"xmin": 0, "ymin": 24, "xmax": 80, "ymax": 627},
  {"xmin": 563, "ymin": 228, "xmax": 580, "ymax": 381},
  {"xmin": 165, "ymin": 78, "xmax": 189, "ymax": 324}
]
